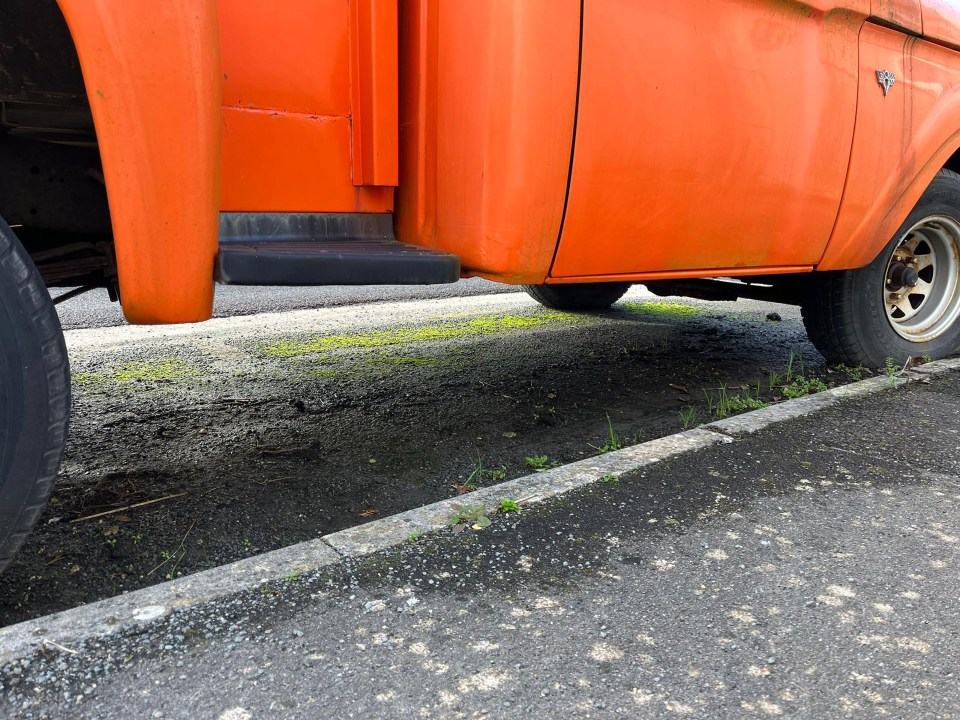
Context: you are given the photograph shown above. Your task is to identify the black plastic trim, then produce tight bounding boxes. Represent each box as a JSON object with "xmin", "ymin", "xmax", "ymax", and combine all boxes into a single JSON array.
[{"xmin": 216, "ymin": 213, "xmax": 461, "ymax": 286}]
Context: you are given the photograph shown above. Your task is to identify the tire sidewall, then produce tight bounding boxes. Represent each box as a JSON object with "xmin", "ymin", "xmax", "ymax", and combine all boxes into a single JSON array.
[{"xmin": 0, "ymin": 218, "xmax": 70, "ymax": 570}]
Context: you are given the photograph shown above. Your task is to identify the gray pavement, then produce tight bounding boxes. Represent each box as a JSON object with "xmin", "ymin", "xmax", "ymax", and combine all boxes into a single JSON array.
[
  {"xmin": 3, "ymin": 368, "xmax": 960, "ymax": 718},
  {"xmin": 52, "ymin": 278, "xmax": 514, "ymax": 330}
]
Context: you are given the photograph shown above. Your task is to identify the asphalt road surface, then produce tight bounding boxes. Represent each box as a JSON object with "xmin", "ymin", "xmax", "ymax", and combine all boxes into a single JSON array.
[
  {"xmin": 4, "ymin": 364, "xmax": 960, "ymax": 719},
  {"xmin": 52, "ymin": 278, "xmax": 517, "ymax": 330},
  {"xmin": 2, "ymin": 287, "xmax": 829, "ymax": 625}
]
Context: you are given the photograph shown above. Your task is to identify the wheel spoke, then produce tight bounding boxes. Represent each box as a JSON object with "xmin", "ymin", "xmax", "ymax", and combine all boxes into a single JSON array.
[
  {"xmin": 883, "ymin": 212, "xmax": 960, "ymax": 340},
  {"xmin": 889, "ymin": 294, "xmax": 916, "ymax": 319},
  {"xmin": 913, "ymin": 253, "xmax": 935, "ymax": 273},
  {"xmin": 911, "ymin": 278, "xmax": 933, "ymax": 297},
  {"xmin": 900, "ymin": 233, "xmax": 923, "ymax": 255}
]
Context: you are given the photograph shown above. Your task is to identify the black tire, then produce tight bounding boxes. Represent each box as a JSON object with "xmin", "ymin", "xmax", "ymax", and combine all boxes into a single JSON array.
[
  {"xmin": 802, "ymin": 169, "xmax": 960, "ymax": 368},
  {"xmin": 0, "ymin": 217, "xmax": 70, "ymax": 573},
  {"xmin": 523, "ymin": 282, "xmax": 631, "ymax": 311}
]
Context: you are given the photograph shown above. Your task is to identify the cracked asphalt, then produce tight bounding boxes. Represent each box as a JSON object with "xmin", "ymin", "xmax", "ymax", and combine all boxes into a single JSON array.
[{"xmin": 3, "ymin": 366, "xmax": 960, "ymax": 719}]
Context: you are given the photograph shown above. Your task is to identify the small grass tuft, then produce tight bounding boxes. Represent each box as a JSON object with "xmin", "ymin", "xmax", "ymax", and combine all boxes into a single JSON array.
[
  {"xmin": 466, "ymin": 454, "xmax": 507, "ymax": 487},
  {"xmin": 781, "ymin": 376, "xmax": 827, "ymax": 400},
  {"xmin": 835, "ymin": 364, "xmax": 864, "ymax": 382},
  {"xmin": 706, "ymin": 385, "xmax": 767, "ymax": 419},
  {"xmin": 679, "ymin": 406, "xmax": 698, "ymax": 429},
  {"xmin": 447, "ymin": 504, "xmax": 492, "ymax": 529},
  {"xmin": 590, "ymin": 415, "xmax": 624, "ymax": 454},
  {"xmin": 884, "ymin": 356, "xmax": 910, "ymax": 385},
  {"xmin": 498, "ymin": 498, "xmax": 520, "ymax": 513},
  {"xmin": 525, "ymin": 454, "xmax": 559, "ymax": 471}
]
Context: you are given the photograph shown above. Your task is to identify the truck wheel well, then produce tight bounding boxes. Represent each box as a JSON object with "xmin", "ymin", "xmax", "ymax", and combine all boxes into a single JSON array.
[
  {"xmin": 943, "ymin": 146, "xmax": 960, "ymax": 177},
  {"xmin": 1, "ymin": 0, "xmax": 114, "ymax": 289}
]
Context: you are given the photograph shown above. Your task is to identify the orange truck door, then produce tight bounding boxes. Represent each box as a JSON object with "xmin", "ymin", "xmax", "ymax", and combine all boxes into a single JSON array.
[
  {"xmin": 550, "ymin": 1, "xmax": 864, "ymax": 281},
  {"xmin": 920, "ymin": 1, "xmax": 960, "ymax": 50}
]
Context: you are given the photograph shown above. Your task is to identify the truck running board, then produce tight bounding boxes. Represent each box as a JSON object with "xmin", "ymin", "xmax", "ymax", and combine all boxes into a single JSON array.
[{"xmin": 215, "ymin": 212, "xmax": 460, "ymax": 286}]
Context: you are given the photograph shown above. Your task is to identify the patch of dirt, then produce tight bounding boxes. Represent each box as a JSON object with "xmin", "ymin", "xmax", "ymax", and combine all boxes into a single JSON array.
[{"xmin": 0, "ymin": 298, "xmax": 871, "ymax": 625}]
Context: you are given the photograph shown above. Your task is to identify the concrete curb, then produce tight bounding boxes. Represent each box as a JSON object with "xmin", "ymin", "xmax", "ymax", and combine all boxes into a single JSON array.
[
  {"xmin": 1, "ymin": 358, "xmax": 955, "ymax": 665},
  {"xmin": 703, "ymin": 375, "xmax": 908, "ymax": 436},
  {"xmin": 322, "ymin": 428, "xmax": 728, "ymax": 558},
  {"xmin": 0, "ymin": 540, "xmax": 341, "ymax": 665},
  {"xmin": 906, "ymin": 356, "xmax": 960, "ymax": 375}
]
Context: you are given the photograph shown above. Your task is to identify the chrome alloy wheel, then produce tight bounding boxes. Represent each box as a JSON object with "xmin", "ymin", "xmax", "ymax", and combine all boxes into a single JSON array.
[{"xmin": 883, "ymin": 215, "xmax": 960, "ymax": 343}]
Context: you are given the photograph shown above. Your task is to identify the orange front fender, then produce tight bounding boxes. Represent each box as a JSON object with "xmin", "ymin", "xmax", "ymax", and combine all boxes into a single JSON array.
[
  {"xmin": 56, "ymin": 0, "xmax": 222, "ymax": 324},
  {"xmin": 821, "ymin": 31, "xmax": 960, "ymax": 271}
]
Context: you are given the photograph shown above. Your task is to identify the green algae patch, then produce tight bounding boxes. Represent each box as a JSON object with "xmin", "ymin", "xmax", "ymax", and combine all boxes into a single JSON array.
[
  {"xmin": 260, "ymin": 312, "xmax": 578, "ymax": 359},
  {"xmin": 623, "ymin": 301, "xmax": 701, "ymax": 318},
  {"xmin": 308, "ymin": 367, "xmax": 338, "ymax": 379},
  {"xmin": 377, "ymin": 355, "xmax": 440, "ymax": 367},
  {"xmin": 73, "ymin": 358, "xmax": 200, "ymax": 387}
]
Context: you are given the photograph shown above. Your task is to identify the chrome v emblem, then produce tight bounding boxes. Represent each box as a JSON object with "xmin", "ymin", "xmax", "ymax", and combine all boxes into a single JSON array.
[{"xmin": 877, "ymin": 70, "xmax": 896, "ymax": 97}]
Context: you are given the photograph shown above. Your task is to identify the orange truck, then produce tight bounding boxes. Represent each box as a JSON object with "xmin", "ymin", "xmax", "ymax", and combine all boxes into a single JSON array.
[{"xmin": 3, "ymin": 0, "xmax": 960, "ymax": 569}]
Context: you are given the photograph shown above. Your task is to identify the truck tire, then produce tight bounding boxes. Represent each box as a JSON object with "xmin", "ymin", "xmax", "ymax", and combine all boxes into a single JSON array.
[
  {"xmin": 523, "ymin": 282, "xmax": 631, "ymax": 311},
  {"xmin": 802, "ymin": 169, "xmax": 960, "ymax": 368},
  {"xmin": 0, "ymin": 217, "xmax": 70, "ymax": 573}
]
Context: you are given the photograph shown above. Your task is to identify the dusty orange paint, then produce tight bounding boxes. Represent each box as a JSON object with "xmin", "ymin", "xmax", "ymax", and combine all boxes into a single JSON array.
[
  {"xmin": 217, "ymin": 0, "xmax": 394, "ymax": 211},
  {"xmin": 221, "ymin": 110, "xmax": 357, "ymax": 212},
  {"xmin": 820, "ymin": 24, "xmax": 910, "ymax": 269},
  {"xmin": 55, "ymin": 0, "xmax": 221, "ymax": 324},
  {"xmin": 821, "ymin": 25, "xmax": 960, "ymax": 269},
  {"xmin": 50, "ymin": 0, "xmax": 960, "ymax": 320},
  {"xmin": 218, "ymin": 0, "xmax": 351, "ymax": 117},
  {"xmin": 920, "ymin": 1, "xmax": 960, "ymax": 50},
  {"xmin": 548, "ymin": 266, "xmax": 814, "ymax": 285},
  {"xmin": 220, "ymin": 103, "xmax": 394, "ymax": 213},
  {"xmin": 551, "ymin": 1, "xmax": 861, "ymax": 280},
  {"xmin": 394, "ymin": 0, "xmax": 580, "ymax": 284},
  {"xmin": 871, "ymin": 0, "xmax": 923, "ymax": 33},
  {"xmin": 350, "ymin": 0, "xmax": 399, "ymax": 187},
  {"xmin": 220, "ymin": 107, "xmax": 394, "ymax": 213}
]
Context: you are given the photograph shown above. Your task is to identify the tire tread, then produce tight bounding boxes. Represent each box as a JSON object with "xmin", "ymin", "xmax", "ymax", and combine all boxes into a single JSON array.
[
  {"xmin": 0, "ymin": 222, "xmax": 70, "ymax": 572},
  {"xmin": 523, "ymin": 282, "xmax": 631, "ymax": 311}
]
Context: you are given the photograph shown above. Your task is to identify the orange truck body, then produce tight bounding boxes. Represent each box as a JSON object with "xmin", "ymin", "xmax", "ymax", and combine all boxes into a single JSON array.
[
  {"xmin": 22, "ymin": 0, "xmax": 960, "ymax": 321},
  {"xmin": 11, "ymin": 0, "xmax": 960, "ymax": 576}
]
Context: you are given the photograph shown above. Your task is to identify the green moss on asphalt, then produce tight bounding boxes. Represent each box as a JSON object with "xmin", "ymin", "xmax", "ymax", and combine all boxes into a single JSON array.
[
  {"xmin": 73, "ymin": 358, "xmax": 200, "ymax": 387},
  {"xmin": 623, "ymin": 301, "xmax": 701, "ymax": 318},
  {"xmin": 260, "ymin": 312, "xmax": 580, "ymax": 359}
]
